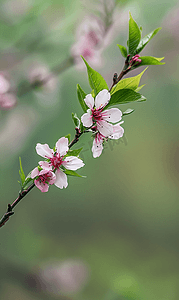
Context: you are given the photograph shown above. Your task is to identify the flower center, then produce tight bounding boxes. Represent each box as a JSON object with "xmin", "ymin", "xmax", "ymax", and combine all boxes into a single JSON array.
[
  {"xmin": 49, "ymin": 153, "xmax": 63, "ymax": 169},
  {"xmin": 88, "ymin": 31, "xmax": 99, "ymax": 46},
  {"xmin": 91, "ymin": 108, "xmax": 103, "ymax": 121},
  {"xmin": 82, "ymin": 48, "xmax": 93, "ymax": 58},
  {"xmin": 37, "ymin": 172, "xmax": 51, "ymax": 184}
]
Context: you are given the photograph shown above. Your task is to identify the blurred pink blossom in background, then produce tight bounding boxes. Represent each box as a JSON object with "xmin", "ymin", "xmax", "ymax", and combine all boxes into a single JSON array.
[
  {"xmin": 0, "ymin": 74, "xmax": 17, "ymax": 110},
  {"xmin": 39, "ymin": 259, "xmax": 90, "ymax": 295},
  {"xmin": 71, "ymin": 0, "xmax": 129, "ymax": 69},
  {"xmin": 71, "ymin": 16, "xmax": 104, "ymax": 68},
  {"xmin": 28, "ymin": 63, "xmax": 57, "ymax": 93}
]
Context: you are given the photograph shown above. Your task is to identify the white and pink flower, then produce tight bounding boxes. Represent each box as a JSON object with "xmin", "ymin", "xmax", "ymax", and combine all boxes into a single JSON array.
[
  {"xmin": 92, "ymin": 123, "xmax": 124, "ymax": 158},
  {"xmin": 81, "ymin": 89, "xmax": 124, "ymax": 158},
  {"xmin": 31, "ymin": 168, "xmax": 56, "ymax": 193},
  {"xmin": 33, "ymin": 137, "xmax": 84, "ymax": 190}
]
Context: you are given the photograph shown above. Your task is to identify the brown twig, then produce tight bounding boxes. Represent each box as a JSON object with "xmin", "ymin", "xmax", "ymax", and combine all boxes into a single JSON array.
[
  {"xmin": 109, "ymin": 54, "xmax": 131, "ymax": 92},
  {"xmin": 0, "ymin": 183, "xmax": 35, "ymax": 228}
]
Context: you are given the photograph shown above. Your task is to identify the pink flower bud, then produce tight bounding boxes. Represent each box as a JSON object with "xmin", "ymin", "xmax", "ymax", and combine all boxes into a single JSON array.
[{"xmin": 130, "ymin": 54, "xmax": 141, "ymax": 65}]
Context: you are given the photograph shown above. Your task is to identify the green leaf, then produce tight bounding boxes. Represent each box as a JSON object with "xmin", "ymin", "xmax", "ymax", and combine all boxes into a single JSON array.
[
  {"xmin": 106, "ymin": 89, "xmax": 146, "ymax": 108},
  {"xmin": 123, "ymin": 108, "xmax": 135, "ymax": 116},
  {"xmin": 82, "ymin": 56, "xmax": 108, "ymax": 96},
  {"xmin": 117, "ymin": 44, "xmax": 127, "ymax": 58},
  {"xmin": 110, "ymin": 68, "xmax": 147, "ymax": 94},
  {"xmin": 77, "ymin": 84, "xmax": 88, "ymax": 112},
  {"xmin": 135, "ymin": 27, "xmax": 162, "ymax": 54},
  {"xmin": 19, "ymin": 157, "xmax": 25, "ymax": 186},
  {"xmin": 72, "ymin": 113, "xmax": 80, "ymax": 128},
  {"xmin": 23, "ymin": 172, "xmax": 33, "ymax": 189},
  {"xmin": 64, "ymin": 169, "xmax": 86, "ymax": 178},
  {"xmin": 65, "ymin": 134, "xmax": 71, "ymax": 143},
  {"xmin": 128, "ymin": 12, "xmax": 141, "ymax": 55},
  {"xmin": 139, "ymin": 56, "xmax": 165, "ymax": 66},
  {"xmin": 135, "ymin": 84, "xmax": 145, "ymax": 92},
  {"xmin": 66, "ymin": 148, "xmax": 83, "ymax": 157}
]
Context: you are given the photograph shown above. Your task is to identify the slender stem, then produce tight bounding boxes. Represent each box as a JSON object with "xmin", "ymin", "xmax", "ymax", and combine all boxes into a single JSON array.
[
  {"xmin": 69, "ymin": 128, "xmax": 84, "ymax": 149},
  {"xmin": 109, "ymin": 55, "xmax": 131, "ymax": 92},
  {"xmin": 109, "ymin": 68, "xmax": 131, "ymax": 92}
]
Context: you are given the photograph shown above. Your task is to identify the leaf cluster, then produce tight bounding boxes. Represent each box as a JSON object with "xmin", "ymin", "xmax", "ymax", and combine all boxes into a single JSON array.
[
  {"xmin": 118, "ymin": 13, "xmax": 165, "ymax": 67},
  {"xmin": 76, "ymin": 58, "xmax": 146, "ymax": 115},
  {"xmin": 75, "ymin": 14, "xmax": 165, "ymax": 118}
]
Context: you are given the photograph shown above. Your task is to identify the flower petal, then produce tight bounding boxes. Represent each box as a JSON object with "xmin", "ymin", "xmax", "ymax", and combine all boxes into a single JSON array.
[
  {"xmin": 35, "ymin": 180, "xmax": 49, "ymax": 192},
  {"xmin": 39, "ymin": 161, "xmax": 52, "ymax": 170},
  {"xmin": 55, "ymin": 169, "xmax": 68, "ymax": 189},
  {"xmin": 97, "ymin": 120, "xmax": 113, "ymax": 137},
  {"xmin": 48, "ymin": 172, "xmax": 56, "ymax": 185},
  {"xmin": 56, "ymin": 137, "xmax": 69, "ymax": 156},
  {"xmin": 63, "ymin": 156, "xmax": 85, "ymax": 170},
  {"xmin": 102, "ymin": 108, "xmax": 122, "ymax": 123},
  {"xmin": 81, "ymin": 110, "xmax": 93, "ymax": 127},
  {"xmin": 36, "ymin": 143, "xmax": 54, "ymax": 159},
  {"xmin": 92, "ymin": 135, "xmax": 103, "ymax": 158},
  {"xmin": 95, "ymin": 89, "xmax": 110, "ymax": 109},
  {"xmin": 84, "ymin": 94, "xmax": 94, "ymax": 109},
  {"xmin": 109, "ymin": 123, "xmax": 124, "ymax": 139},
  {"xmin": 31, "ymin": 167, "xmax": 39, "ymax": 179}
]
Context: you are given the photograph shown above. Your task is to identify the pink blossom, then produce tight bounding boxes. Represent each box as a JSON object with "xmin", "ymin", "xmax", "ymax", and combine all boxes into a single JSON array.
[
  {"xmin": 35, "ymin": 137, "xmax": 84, "ymax": 189},
  {"xmin": 81, "ymin": 89, "xmax": 123, "ymax": 137},
  {"xmin": 31, "ymin": 167, "xmax": 56, "ymax": 192},
  {"xmin": 92, "ymin": 122, "xmax": 124, "ymax": 158}
]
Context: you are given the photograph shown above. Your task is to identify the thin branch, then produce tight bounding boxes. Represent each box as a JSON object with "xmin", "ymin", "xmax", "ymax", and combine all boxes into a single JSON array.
[
  {"xmin": 109, "ymin": 55, "xmax": 131, "ymax": 92},
  {"xmin": 0, "ymin": 183, "xmax": 35, "ymax": 228},
  {"xmin": 69, "ymin": 128, "xmax": 83, "ymax": 149}
]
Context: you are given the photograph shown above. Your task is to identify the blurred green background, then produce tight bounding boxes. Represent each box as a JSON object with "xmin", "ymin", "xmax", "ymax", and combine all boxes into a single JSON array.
[{"xmin": 0, "ymin": 0, "xmax": 179, "ymax": 299}]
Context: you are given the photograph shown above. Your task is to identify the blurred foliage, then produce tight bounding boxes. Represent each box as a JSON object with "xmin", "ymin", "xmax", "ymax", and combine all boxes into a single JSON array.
[{"xmin": 0, "ymin": 0, "xmax": 179, "ymax": 300}]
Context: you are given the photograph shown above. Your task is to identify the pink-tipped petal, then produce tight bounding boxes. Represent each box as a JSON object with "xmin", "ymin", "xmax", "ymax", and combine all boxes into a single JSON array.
[
  {"xmin": 56, "ymin": 137, "xmax": 69, "ymax": 156},
  {"xmin": 63, "ymin": 156, "xmax": 85, "ymax": 170},
  {"xmin": 39, "ymin": 161, "xmax": 52, "ymax": 170},
  {"xmin": 48, "ymin": 172, "xmax": 56, "ymax": 185},
  {"xmin": 84, "ymin": 94, "xmax": 94, "ymax": 109},
  {"xmin": 109, "ymin": 123, "xmax": 124, "ymax": 139},
  {"xmin": 31, "ymin": 167, "xmax": 39, "ymax": 179},
  {"xmin": 92, "ymin": 137, "xmax": 103, "ymax": 158},
  {"xmin": 35, "ymin": 180, "xmax": 49, "ymax": 192},
  {"xmin": 97, "ymin": 120, "xmax": 113, "ymax": 137},
  {"xmin": 95, "ymin": 89, "xmax": 110, "ymax": 109},
  {"xmin": 55, "ymin": 169, "xmax": 68, "ymax": 189},
  {"xmin": 81, "ymin": 110, "xmax": 93, "ymax": 127},
  {"xmin": 102, "ymin": 108, "xmax": 122, "ymax": 123},
  {"xmin": 36, "ymin": 143, "xmax": 54, "ymax": 159}
]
